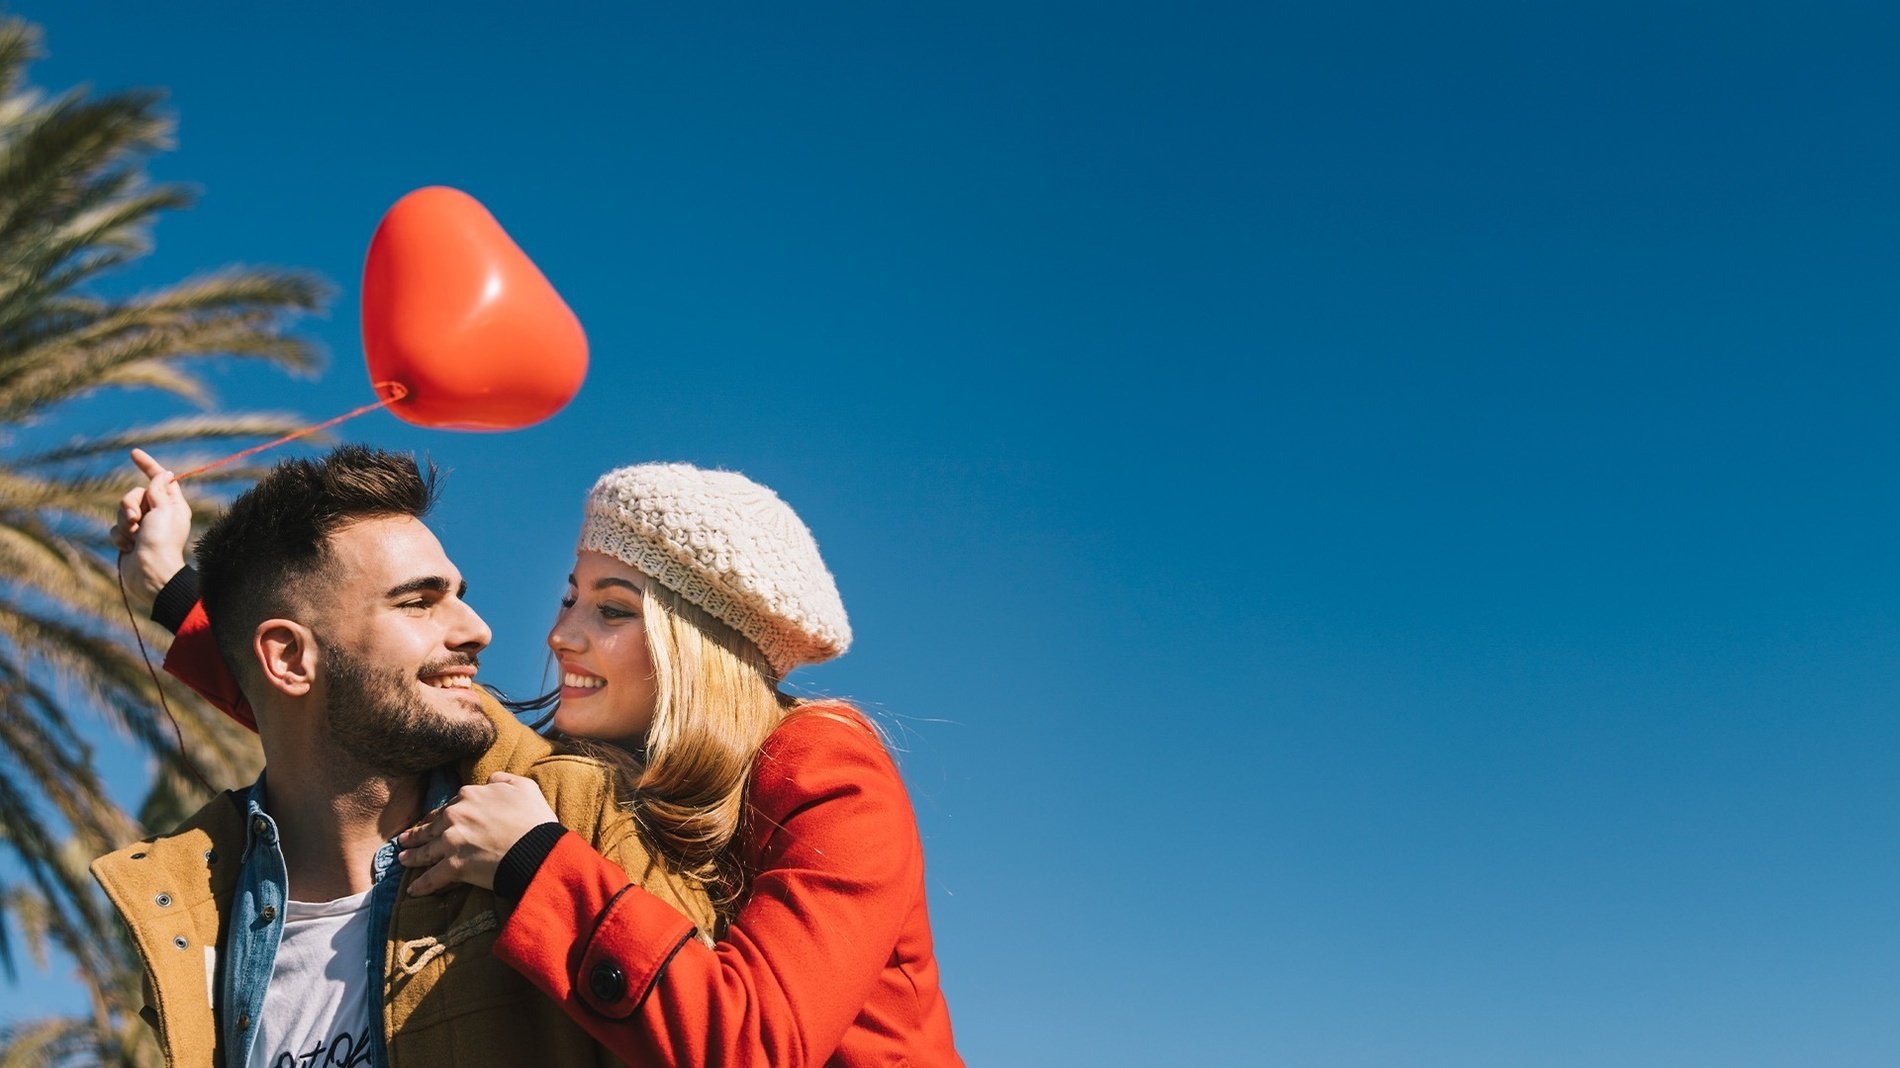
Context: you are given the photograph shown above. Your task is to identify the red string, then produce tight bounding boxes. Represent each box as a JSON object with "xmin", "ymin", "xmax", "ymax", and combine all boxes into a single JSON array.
[
  {"xmin": 175, "ymin": 381, "xmax": 409, "ymax": 481},
  {"xmin": 117, "ymin": 551, "xmax": 214, "ymax": 795},
  {"xmin": 118, "ymin": 381, "xmax": 411, "ymax": 792}
]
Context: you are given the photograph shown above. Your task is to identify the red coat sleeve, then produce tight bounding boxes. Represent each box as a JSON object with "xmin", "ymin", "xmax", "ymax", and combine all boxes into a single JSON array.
[
  {"xmin": 493, "ymin": 709, "xmax": 926, "ymax": 1066},
  {"xmin": 164, "ymin": 601, "xmax": 257, "ymax": 732}
]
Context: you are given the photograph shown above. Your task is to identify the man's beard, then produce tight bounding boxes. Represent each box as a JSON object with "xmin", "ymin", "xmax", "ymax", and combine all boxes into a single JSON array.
[{"xmin": 323, "ymin": 650, "xmax": 496, "ymax": 776}]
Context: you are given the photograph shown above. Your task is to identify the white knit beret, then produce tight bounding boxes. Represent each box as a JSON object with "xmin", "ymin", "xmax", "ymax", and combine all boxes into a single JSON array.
[{"xmin": 578, "ymin": 463, "xmax": 851, "ymax": 676}]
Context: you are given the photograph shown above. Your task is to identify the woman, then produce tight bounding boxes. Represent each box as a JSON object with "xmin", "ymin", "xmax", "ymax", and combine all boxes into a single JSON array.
[{"xmin": 118, "ymin": 456, "xmax": 961, "ymax": 1067}]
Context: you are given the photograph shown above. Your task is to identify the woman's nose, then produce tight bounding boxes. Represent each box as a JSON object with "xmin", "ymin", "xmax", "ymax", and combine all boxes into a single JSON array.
[{"xmin": 548, "ymin": 612, "xmax": 582, "ymax": 654}]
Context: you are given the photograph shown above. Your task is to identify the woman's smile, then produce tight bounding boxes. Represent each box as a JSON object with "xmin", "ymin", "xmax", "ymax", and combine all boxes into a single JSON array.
[{"xmin": 561, "ymin": 663, "xmax": 606, "ymax": 699}]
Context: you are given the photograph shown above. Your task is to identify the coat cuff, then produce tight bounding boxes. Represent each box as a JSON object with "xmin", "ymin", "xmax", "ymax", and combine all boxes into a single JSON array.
[
  {"xmin": 493, "ymin": 832, "xmax": 699, "ymax": 1020},
  {"xmin": 151, "ymin": 565, "xmax": 200, "ymax": 633},
  {"xmin": 494, "ymin": 821, "xmax": 568, "ymax": 902}
]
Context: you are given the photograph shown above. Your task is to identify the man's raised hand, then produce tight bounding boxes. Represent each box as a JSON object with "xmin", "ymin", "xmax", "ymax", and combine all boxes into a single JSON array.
[{"xmin": 112, "ymin": 448, "xmax": 191, "ymax": 616}]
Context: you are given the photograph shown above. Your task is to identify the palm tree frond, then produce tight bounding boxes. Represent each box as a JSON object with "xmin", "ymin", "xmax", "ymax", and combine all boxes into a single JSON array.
[
  {"xmin": 15, "ymin": 413, "xmax": 320, "ymax": 467},
  {"xmin": 0, "ymin": 16, "xmax": 325, "ymax": 1059}
]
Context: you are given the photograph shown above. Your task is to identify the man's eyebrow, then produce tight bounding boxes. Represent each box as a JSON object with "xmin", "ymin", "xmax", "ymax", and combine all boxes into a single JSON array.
[{"xmin": 385, "ymin": 576, "xmax": 467, "ymax": 599}]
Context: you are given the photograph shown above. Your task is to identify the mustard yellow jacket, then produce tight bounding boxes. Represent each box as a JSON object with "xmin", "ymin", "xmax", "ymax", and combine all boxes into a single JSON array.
[{"xmin": 90, "ymin": 695, "xmax": 712, "ymax": 1067}]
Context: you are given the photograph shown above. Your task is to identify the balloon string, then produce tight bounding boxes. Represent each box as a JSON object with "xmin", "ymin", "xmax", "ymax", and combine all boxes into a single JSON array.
[
  {"xmin": 175, "ymin": 382, "xmax": 410, "ymax": 481},
  {"xmin": 115, "ymin": 381, "xmax": 408, "ymax": 792},
  {"xmin": 116, "ymin": 550, "xmax": 214, "ymax": 796}
]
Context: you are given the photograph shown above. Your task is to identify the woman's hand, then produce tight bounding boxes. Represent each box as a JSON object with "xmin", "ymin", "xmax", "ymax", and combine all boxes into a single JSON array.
[
  {"xmin": 398, "ymin": 771, "xmax": 559, "ymax": 895},
  {"xmin": 111, "ymin": 448, "xmax": 191, "ymax": 616}
]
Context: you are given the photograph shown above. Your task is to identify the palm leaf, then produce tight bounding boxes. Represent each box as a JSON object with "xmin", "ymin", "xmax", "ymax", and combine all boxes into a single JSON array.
[{"xmin": 0, "ymin": 15, "xmax": 324, "ymax": 1059}]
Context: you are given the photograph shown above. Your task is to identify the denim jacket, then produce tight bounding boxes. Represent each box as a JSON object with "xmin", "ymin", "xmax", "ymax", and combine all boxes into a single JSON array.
[{"xmin": 220, "ymin": 770, "xmax": 456, "ymax": 1066}]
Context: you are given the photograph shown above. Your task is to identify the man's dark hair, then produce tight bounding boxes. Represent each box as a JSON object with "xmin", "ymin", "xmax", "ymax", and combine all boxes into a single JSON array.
[{"xmin": 194, "ymin": 445, "xmax": 439, "ymax": 681}]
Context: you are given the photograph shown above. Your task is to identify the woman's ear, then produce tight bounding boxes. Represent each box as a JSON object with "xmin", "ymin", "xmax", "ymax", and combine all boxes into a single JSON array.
[{"xmin": 254, "ymin": 619, "xmax": 316, "ymax": 697}]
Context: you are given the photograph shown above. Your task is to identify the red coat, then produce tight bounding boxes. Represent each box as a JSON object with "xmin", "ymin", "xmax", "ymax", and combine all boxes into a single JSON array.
[
  {"xmin": 164, "ymin": 606, "xmax": 961, "ymax": 1067},
  {"xmin": 167, "ymin": 601, "xmax": 254, "ymax": 729},
  {"xmin": 499, "ymin": 706, "xmax": 961, "ymax": 1066}
]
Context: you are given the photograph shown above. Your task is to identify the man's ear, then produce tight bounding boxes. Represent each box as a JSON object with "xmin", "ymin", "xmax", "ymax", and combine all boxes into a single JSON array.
[{"xmin": 254, "ymin": 620, "xmax": 317, "ymax": 697}]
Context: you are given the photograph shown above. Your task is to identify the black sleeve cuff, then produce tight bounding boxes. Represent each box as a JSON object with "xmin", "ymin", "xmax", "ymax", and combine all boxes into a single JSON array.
[
  {"xmin": 494, "ymin": 822, "xmax": 570, "ymax": 902},
  {"xmin": 151, "ymin": 565, "xmax": 201, "ymax": 634}
]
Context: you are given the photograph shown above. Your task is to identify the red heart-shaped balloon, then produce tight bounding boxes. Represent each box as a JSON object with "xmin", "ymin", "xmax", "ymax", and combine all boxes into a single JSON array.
[{"xmin": 362, "ymin": 187, "xmax": 588, "ymax": 430}]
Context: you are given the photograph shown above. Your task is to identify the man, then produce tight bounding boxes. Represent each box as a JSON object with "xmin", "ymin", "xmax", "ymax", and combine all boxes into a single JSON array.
[{"xmin": 92, "ymin": 446, "xmax": 712, "ymax": 1066}]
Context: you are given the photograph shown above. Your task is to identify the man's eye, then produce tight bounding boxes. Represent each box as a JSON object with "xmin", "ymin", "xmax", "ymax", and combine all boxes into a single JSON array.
[
  {"xmin": 558, "ymin": 596, "xmax": 577, "ymax": 609},
  {"xmin": 398, "ymin": 600, "xmax": 429, "ymax": 611}
]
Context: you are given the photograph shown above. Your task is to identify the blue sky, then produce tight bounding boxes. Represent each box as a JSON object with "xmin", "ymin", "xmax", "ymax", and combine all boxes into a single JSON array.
[{"xmin": 8, "ymin": 3, "xmax": 1900, "ymax": 1063}]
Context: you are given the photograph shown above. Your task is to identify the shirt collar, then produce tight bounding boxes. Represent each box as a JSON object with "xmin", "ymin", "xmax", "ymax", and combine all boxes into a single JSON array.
[{"xmin": 240, "ymin": 764, "xmax": 465, "ymax": 863}]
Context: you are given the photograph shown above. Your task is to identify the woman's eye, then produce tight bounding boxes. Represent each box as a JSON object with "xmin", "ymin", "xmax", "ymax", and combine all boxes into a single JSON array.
[{"xmin": 600, "ymin": 604, "xmax": 637, "ymax": 620}]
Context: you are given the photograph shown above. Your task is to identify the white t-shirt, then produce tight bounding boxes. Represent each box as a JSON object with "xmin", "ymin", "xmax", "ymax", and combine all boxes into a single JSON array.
[{"xmin": 249, "ymin": 889, "xmax": 378, "ymax": 1068}]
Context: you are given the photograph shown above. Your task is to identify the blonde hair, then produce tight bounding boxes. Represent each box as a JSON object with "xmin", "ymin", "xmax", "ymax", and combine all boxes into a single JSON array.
[{"xmin": 559, "ymin": 579, "xmax": 797, "ymax": 923}]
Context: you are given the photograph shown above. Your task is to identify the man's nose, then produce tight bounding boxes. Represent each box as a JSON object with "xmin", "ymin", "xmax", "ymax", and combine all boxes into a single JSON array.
[{"xmin": 449, "ymin": 599, "xmax": 493, "ymax": 652}]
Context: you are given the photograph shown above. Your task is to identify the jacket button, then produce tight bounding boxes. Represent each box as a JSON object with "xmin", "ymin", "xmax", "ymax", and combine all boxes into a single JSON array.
[
  {"xmin": 252, "ymin": 816, "xmax": 269, "ymax": 837},
  {"xmin": 588, "ymin": 961, "xmax": 627, "ymax": 1003},
  {"xmin": 237, "ymin": 1012, "xmax": 251, "ymax": 1031},
  {"xmin": 259, "ymin": 906, "xmax": 276, "ymax": 924},
  {"xmin": 154, "ymin": 893, "xmax": 172, "ymax": 908}
]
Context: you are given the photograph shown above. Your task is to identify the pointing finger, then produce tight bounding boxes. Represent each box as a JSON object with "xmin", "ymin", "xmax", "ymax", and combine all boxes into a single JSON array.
[{"xmin": 129, "ymin": 448, "xmax": 166, "ymax": 480}]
